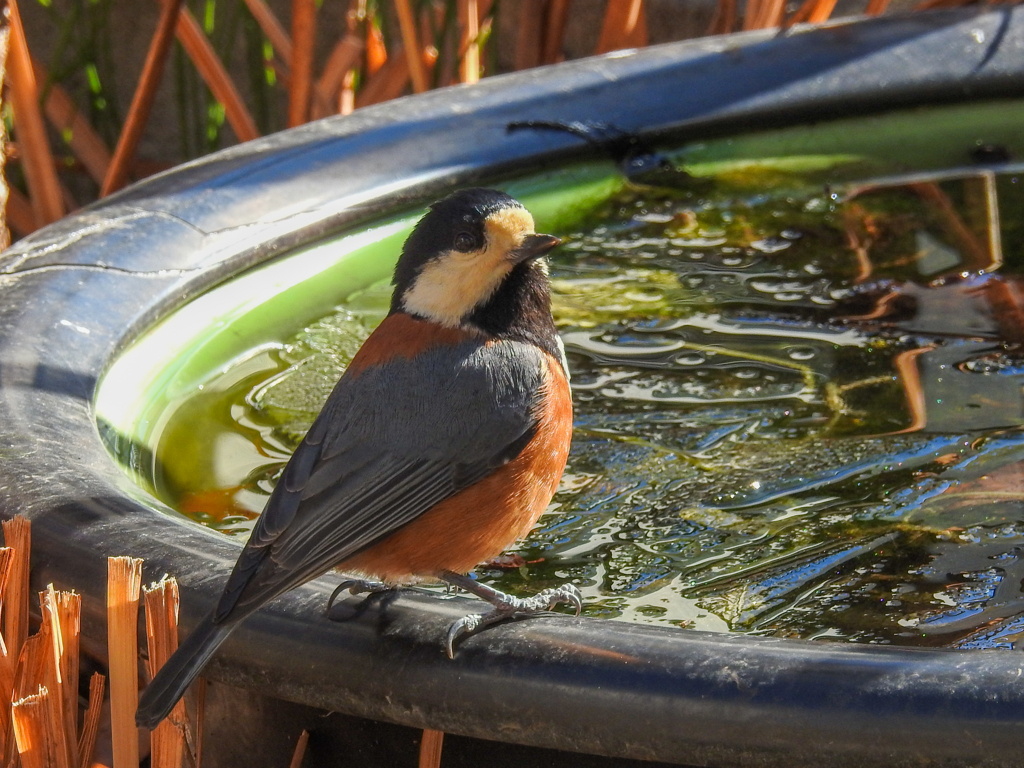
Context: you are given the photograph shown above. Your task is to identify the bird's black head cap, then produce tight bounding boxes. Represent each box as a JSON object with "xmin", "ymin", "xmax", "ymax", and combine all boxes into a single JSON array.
[
  {"xmin": 391, "ymin": 188, "xmax": 524, "ymax": 298},
  {"xmin": 389, "ymin": 188, "xmax": 562, "ymax": 360}
]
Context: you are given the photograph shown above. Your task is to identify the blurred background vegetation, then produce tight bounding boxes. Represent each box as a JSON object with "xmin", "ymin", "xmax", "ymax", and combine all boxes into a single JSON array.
[{"xmin": 3, "ymin": 0, "xmax": 939, "ymax": 240}]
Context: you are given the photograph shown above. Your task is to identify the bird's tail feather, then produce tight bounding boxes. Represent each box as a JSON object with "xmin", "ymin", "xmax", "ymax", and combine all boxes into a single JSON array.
[{"xmin": 136, "ymin": 610, "xmax": 233, "ymax": 729}]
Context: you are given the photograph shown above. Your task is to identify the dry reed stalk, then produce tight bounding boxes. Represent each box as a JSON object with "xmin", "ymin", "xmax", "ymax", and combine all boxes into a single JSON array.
[
  {"xmin": 706, "ymin": 0, "xmax": 737, "ymax": 35},
  {"xmin": 9, "ymin": 631, "xmax": 51, "ymax": 768},
  {"xmin": 339, "ymin": 70, "xmax": 356, "ymax": 115},
  {"xmin": 513, "ymin": 0, "xmax": 543, "ymax": 70},
  {"xmin": 366, "ymin": 21, "xmax": 387, "ymax": 74},
  {"xmin": 0, "ymin": 549, "xmax": 15, "ymax": 757},
  {"xmin": 912, "ymin": 0, "xmax": 963, "ymax": 9},
  {"xmin": 595, "ymin": 0, "xmax": 647, "ymax": 53},
  {"xmin": 13, "ymin": 633, "xmax": 48, "ymax": 705},
  {"xmin": 107, "ymin": 556, "xmax": 142, "ymax": 768},
  {"xmin": 0, "ymin": 548, "xmax": 16, "ymax": 622},
  {"xmin": 287, "ymin": 0, "xmax": 317, "ymax": 127},
  {"xmin": 11, "ymin": 686, "xmax": 63, "ymax": 768},
  {"xmin": 176, "ymin": 7, "xmax": 260, "ymax": 142},
  {"xmin": 458, "ymin": 0, "xmax": 480, "ymax": 83},
  {"xmin": 5, "ymin": 187, "xmax": 34, "ymax": 238},
  {"xmin": 865, "ymin": 0, "xmax": 891, "ymax": 13},
  {"xmin": 785, "ymin": 0, "xmax": 837, "ymax": 26},
  {"xmin": 287, "ymin": 730, "xmax": 309, "ymax": 768},
  {"xmin": 3, "ymin": 518, "xmax": 31, "ymax": 678},
  {"xmin": 2, "ymin": 517, "xmax": 30, "ymax": 768},
  {"xmin": 39, "ymin": 586, "xmax": 77, "ymax": 768},
  {"xmin": 101, "ymin": 0, "xmax": 184, "ymax": 195},
  {"xmin": 31, "ymin": 58, "xmax": 112, "ymax": 184},
  {"xmin": 542, "ymin": 0, "xmax": 570, "ymax": 64},
  {"xmin": 743, "ymin": 0, "xmax": 785, "ymax": 30},
  {"xmin": 143, "ymin": 577, "xmax": 184, "ymax": 768},
  {"xmin": 392, "ymin": 0, "xmax": 428, "ymax": 92},
  {"xmin": 77, "ymin": 673, "xmax": 105, "ymax": 768},
  {"xmin": 6, "ymin": 0, "xmax": 63, "ymax": 227},
  {"xmin": 418, "ymin": 729, "xmax": 444, "ymax": 768},
  {"xmin": 312, "ymin": 35, "xmax": 364, "ymax": 118},
  {"xmin": 243, "ymin": 0, "xmax": 293, "ymax": 68},
  {"xmin": 354, "ymin": 47, "xmax": 410, "ymax": 107}
]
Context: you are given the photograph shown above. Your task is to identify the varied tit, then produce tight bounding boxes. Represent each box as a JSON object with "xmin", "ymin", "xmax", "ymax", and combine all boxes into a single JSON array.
[{"xmin": 137, "ymin": 187, "xmax": 577, "ymax": 729}]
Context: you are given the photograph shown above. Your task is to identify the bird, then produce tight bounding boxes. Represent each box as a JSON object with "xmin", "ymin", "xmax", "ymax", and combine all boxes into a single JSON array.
[{"xmin": 136, "ymin": 187, "xmax": 579, "ymax": 729}]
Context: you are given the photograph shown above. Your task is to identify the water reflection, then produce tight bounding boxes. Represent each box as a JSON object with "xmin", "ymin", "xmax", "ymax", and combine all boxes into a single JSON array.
[{"xmin": 152, "ymin": 162, "xmax": 1024, "ymax": 648}]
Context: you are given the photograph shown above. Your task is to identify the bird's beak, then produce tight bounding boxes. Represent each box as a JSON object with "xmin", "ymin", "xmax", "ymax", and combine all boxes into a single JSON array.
[{"xmin": 512, "ymin": 233, "xmax": 561, "ymax": 263}]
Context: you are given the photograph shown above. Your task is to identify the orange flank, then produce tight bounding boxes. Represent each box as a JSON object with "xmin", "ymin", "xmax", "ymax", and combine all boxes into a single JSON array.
[
  {"xmin": 344, "ymin": 312, "xmax": 479, "ymax": 376},
  {"xmin": 343, "ymin": 353, "xmax": 573, "ymax": 581}
]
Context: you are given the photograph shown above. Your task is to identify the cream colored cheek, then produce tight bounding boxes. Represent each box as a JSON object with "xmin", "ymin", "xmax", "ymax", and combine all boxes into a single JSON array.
[{"xmin": 402, "ymin": 253, "xmax": 510, "ymax": 324}]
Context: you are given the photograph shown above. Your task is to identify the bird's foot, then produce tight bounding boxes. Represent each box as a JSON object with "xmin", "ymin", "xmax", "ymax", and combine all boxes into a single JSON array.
[
  {"xmin": 326, "ymin": 577, "xmax": 392, "ymax": 615},
  {"xmin": 440, "ymin": 572, "xmax": 582, "ymax": 658}
]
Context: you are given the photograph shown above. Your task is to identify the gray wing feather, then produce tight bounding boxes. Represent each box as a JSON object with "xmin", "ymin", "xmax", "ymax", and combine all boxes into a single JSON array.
[{"xmin": 214, "ymin": 338, "xmax": 545, "ymax": 623}]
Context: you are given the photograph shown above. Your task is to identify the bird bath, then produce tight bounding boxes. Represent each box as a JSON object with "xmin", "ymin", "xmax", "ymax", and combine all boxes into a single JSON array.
[{"xmin": 7, "ymin": 9, "xmax": 1024, "ymax": 766}]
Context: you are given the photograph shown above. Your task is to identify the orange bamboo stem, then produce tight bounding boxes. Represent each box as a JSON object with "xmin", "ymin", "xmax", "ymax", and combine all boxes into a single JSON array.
[
  {"xmin": 513, "ymin": 0, "xmax": 543, "ymax": 70},
  {"xmin": 312, "ymin": 35, "xmax": 363, "ymax": 119},
  {"xmin": 595, "ymin": 0, "xmax": 647, "ymax": 54},
  {"xmin": 77, "ymin": 673, "xmax": 105, "ymax": 768},
  {"xmin": 176, "ymin": 7, "xmax": 260, "ymax": 143},
  {"xmin": 542, "ymin": 0, "xmax": 571, "ymax": 64},
  {"xmin": 40, "ymin": 586, "xmax": 77, "ymax": 768},
  {"xmin": 393, "ymin": 0, "xmax": 428, "ymax": 93},
  {"xmin": 107, "ymin": 556, "xmax": 143, "ymax": 768},
  {"xmin": 3, "ymin": 517, "xmax": 31, "ymax": 672},
  {"xmin": 243, "ymin": 0, "xmax": 293, "ymax": 68},
  {"xmin": 4, "ymin": 187, "xmax": 34, "ymax": 238},
  {"xmin": 865, "ymin": 0, "xmax": 891, "ymax": 13},
  {"xmin": 459, "ymin": 0, "xmax": 480, "ymax": 83},
  {"xmin": 339, "ymin": 70, "xmax": 356, "ymax": 115},
  {"xmin": 10, "ymin": 631, "xmax": 51, "ymax": 768},
  {"xmin": 288, "ymin": 0, "xmax": 317, "ymax": 127},
  {"xmin": 11, "ymin": 686, "xmax": 61, "ymax": 768},
  {"xmin": 707, "ymin": 0, "xmax": 737, "ymax": 35},
  {"xmin": 7, "ymin": 0, "xmax": 64, "ymax": 226},
  {"xmin": 805, "ymin": 0, "xmax": 838, "ymax": 22},
  {"xmin": 366, "ymin": 21, "xmax": 387, "ymax": 75},
  {"xmin": 418, "ymin": 730, "xmax": 444, "ymax": 768},
  {"xmin": 787, "ymin": 0, "xmax": 837, "ymax": 25},
  {"xmin": 288, "ymin": 730, "xmax": 309, "ymax": 768},
  {"xmin": 143, "ymin": 577, "xmax": 184, "ymax": 768},
  {"xmin": 355, "ymin": 46, "xmax": 437, "ymax": 107},
  {"xmin": 744, "ymin": 0, "xmax": 785, "ymax": 29},
  {"xmin": 0, "ymin": 549, "xmax": 14, "ymax": 757},
  {"xmin": 101, "ymin": 0, "xmax": 183, "ymax": 196}
]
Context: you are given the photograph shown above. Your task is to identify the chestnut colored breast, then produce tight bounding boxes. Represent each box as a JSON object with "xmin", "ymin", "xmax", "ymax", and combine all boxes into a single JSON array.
[{"xmin": 341, "ymin": 351, "xmax": 573, "ymax": 581}]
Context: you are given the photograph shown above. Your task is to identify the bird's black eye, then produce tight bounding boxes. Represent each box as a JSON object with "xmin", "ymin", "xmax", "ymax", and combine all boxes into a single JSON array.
[{"xmin": 453, "ymin": 231, "xmax": 477, "ymax": 252}]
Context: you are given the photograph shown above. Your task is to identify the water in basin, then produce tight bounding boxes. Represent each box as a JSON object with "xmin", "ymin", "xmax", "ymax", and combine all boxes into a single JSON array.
[{"xmin": 122, "ymin": 101, "xmax": 1024, "ymax": 648}]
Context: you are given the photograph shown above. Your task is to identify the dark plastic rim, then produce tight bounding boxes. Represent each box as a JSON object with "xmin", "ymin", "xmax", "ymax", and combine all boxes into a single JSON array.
[{"xmin": 4, "ymin": 9, "xmax": 1024, "ymax": 766}]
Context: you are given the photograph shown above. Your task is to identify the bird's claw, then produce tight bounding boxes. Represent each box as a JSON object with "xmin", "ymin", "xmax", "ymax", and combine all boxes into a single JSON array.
[
  {"xmin": 444, "ymin": 583, "xmax": 584, "ymax": 658},
  {"xmin": 326, "ymin": 577, "xmax": 391, "ymax": 614}
]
